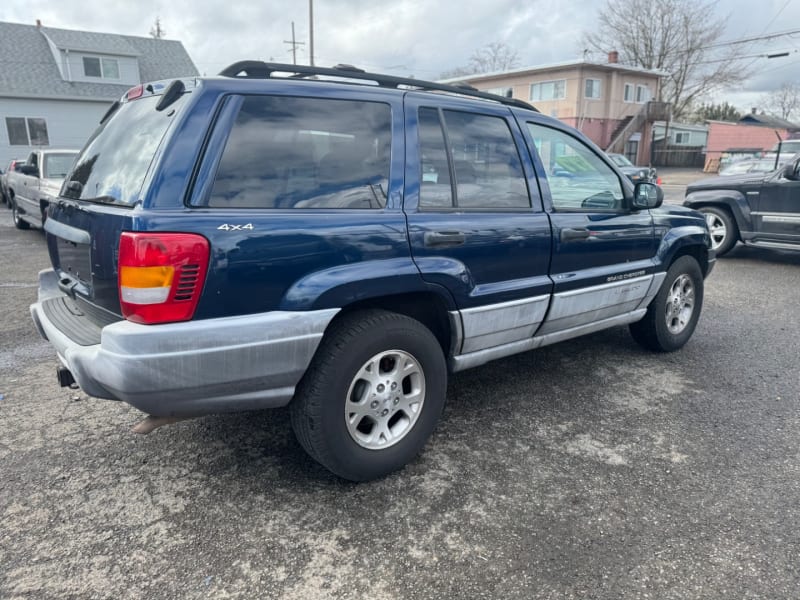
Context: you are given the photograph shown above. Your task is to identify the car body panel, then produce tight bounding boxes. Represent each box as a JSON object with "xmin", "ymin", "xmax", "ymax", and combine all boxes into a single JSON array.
[
  {"xmin": 684, "ymin": 164, "xmax": 800, "ymax": 249},
  {"xmin": 32, "ymin": 71, "xmax": 713, "ymax": 417}
]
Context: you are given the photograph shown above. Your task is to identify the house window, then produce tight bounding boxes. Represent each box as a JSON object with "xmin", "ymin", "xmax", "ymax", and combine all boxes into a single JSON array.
[
  {"xmin": 585, "ymin": 78, "xmax": 601, "ymax": 99},
  {"xmin": 530, "ymin": 80, "xmax": 566, "ymax": 102},
  {"xmin": 485, "ymin": 87, "xmax": 513, "ymax": 98},
  {"xmin": 5, "ymin": 117, "xmax": 49, "ymax": 146},
  {"xmin": 674, "ymin": 132, "xmax": 689, "ymax": 144},
  {"xmin": 83, "ymin": 56, "xmax": 120, "ymax": 79},
  {"xmin": 624, "ymin": 83, "xmax": 634, "ymax": 103},
  {"xmin": 636, "ymin": 85, "xmax": 650, "ymax": 103}
]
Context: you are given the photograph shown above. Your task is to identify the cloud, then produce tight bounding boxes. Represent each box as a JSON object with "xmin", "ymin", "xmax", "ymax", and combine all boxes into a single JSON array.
[{"xmin": 4, "ymin": 0, "xmax": 800, "ymax": 102}]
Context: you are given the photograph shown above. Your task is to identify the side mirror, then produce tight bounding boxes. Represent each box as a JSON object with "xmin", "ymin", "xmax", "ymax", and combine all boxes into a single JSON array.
[
  {"xmin": 19, "ymin": 164, "xmax": 38, "ymax": 176},
  {"xmin": 632, "ymin": 182, "xmax": 663, "ymax": 210},
  {"xmin": 782, "ymin": 162, "xmax": 800, "ymax": 180}
]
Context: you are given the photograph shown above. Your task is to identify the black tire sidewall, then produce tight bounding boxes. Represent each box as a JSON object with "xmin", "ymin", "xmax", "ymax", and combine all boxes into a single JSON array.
[
  {"xmin": 299, "ymin": 314, "xmax": 446, "ymax": 480},
  {"xmin": 701, "ymin": 206, "xmax": 736, "ymax": 256},
  {"xmin": 651, "ymin": 256, "xmax": 704, "ymax": 351},
  {"xmin": 12, "ymin": 200, "xmax": 28, "ymax": 229}
]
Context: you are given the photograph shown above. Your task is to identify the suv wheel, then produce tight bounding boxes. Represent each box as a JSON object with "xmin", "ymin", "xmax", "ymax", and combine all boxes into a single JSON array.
[
  {"xmin": 290, "ymin": 309, "xmax": 447, "ymax": 481},
  {"xmin": 11, "ymin": 199, "xmax": 29, "ymax": 230},
  {"xmin": 700, "ymin": 207, "xmax": 737, "ymax": 256},
  {"xmin": 629, "ymin": 256, "xmax": 704, "ymax": 352}
]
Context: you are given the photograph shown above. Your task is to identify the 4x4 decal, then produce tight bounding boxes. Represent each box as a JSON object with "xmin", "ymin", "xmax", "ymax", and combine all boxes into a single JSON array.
[{"xmin": 217, "ymin": 223, "xmax": 254, "ymax": 231}]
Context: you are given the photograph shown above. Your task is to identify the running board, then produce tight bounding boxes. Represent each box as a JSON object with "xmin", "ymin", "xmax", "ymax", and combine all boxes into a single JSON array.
[
  {"xmin": 450, "ymin": 309, "xmax": 647, "ymax": 372},
  {"xmin": 744, "ymin": 240, "xmax": 800, "ymax": 251}
]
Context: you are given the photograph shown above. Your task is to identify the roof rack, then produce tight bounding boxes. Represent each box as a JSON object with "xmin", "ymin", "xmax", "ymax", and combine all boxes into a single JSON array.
[{"xmin": 218, "ymin": 61, "xmax": 538, "ymax": 112}]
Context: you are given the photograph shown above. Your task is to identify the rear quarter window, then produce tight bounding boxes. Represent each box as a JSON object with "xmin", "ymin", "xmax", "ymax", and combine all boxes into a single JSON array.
[
  {"xmin": 200, "ymin": 96, "xmax": 392, "ymax": 209},
  {"xmin": 62, "ymin": 94, "xmax": 185, "ymax": 205}
]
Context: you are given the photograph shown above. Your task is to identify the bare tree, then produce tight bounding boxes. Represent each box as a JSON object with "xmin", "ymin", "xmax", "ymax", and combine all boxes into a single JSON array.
[
  {"xmin": 150, "ymin": 17, "xmax": 166, "ymax": 39},
  {"xmin": 584, "ymin": 0, "xmax": 748, "ymax": 119},
  {"xmin": 761, "ymin": 83, "xmax": 800, "ymax": 121},
  {"xmin": 469, "ymin": 42, "xmax": 520, "ymax": 74},
  {"xmin": 440, "ymin": 42, "xmax": 520, "ymax": 79}
]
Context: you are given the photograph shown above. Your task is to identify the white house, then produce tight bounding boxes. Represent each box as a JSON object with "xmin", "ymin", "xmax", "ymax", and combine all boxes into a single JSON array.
[
  {"xmin": 0, "ymin": 20, "xmax": 198, "ymax": 166},
  {"xmin": 652, "ymin": 121, "xmax": 709, "ymax": 147}
]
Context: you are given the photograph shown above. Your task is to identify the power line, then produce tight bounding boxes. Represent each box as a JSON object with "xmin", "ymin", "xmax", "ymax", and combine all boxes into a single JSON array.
[{"xmin": 283, "ymin": 21, "xmax": 305, "ymax": 66}]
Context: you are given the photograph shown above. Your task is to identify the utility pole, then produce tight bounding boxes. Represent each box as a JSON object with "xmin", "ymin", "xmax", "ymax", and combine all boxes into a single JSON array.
[
  {"xmin": 309, "ymin": 0, "xmax": 315, "ymax": 66},
  {"xmin": 283, "ymin": 21, "xmax": 305, "ymax": 65}
]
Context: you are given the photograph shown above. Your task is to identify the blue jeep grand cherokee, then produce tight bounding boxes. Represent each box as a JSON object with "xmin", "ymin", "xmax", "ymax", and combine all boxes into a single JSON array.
[{"xmin": 30, "ymin": 62, "xmax": 714, "ymax": 480}]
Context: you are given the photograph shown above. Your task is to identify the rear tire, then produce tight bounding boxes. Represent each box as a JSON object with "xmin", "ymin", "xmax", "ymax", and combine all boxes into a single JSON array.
[
  {"xmin": 290, "ymin": 309, "xmax": 447, "ymax": 481},
  {"xmin": 11, "ymin": 199, "xmax": 29, "ymax": 230},
  {"xmin": 630, "ymin": 256, "xmax": 704, "ymax": 352},
  {"xmin": 700, "ymin": 206, "xmax": 737, "ymax": 256}
]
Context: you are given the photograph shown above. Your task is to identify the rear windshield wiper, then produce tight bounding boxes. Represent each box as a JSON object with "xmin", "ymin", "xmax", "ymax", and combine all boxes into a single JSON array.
[{"xmin": 83, "ymin": 195, "xmax": 121, "ymax": 205}]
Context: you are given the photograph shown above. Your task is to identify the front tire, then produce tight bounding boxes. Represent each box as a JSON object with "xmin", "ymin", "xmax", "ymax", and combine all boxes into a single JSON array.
[
  {"xmin": 290, "ymin": 309, "xmax": 447, "ymax": 481},
  {"xmin": 630, "ymin": 256, "xmax": 704, "ymax": 352},
  {"xmin": 11, "ymin": 199, "xmax": 29, "ymax": 230},
  {"xmin": 700, "ymin": 206, "xmax": 737, "ymax": 256}
]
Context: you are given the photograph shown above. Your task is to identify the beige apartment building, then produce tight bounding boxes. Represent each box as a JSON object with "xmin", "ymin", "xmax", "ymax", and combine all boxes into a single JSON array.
[{"xmin": 444, "ymin": 52, "xmax": 669, "ymax": 165}]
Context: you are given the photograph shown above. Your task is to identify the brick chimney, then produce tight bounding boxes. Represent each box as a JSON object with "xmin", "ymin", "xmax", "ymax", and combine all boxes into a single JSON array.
[
  {"xmin": 36, "ymin": 19, "xmax": 42, "ymax": 28},
  {"xmin": 608, "ymin": 50, "xmax": 619, "ymax": 64}
]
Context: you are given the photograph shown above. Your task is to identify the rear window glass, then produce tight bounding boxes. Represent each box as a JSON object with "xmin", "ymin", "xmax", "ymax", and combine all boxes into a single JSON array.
[
  {"xmin": 43, "ymin": 153, "xmax": 78, "ymax": 179},
  {"xmin": 62, "ymin": 95, "xmax": 184, "ymax": 205},
  {"xmin": 201, "ymin": 95, "xmax": 391, "ymax": 209}
]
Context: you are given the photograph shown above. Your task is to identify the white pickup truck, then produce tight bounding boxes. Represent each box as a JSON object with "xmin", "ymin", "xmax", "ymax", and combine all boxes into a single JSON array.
[{"xmin": 7, "ymin": 149, "xmax": 78, "ymax": 230}]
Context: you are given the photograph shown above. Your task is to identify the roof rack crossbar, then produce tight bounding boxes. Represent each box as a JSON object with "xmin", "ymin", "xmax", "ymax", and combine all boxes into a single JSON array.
[{"xmin": 218, "ymin": 61, "xmax": 538, "ymax": 112}]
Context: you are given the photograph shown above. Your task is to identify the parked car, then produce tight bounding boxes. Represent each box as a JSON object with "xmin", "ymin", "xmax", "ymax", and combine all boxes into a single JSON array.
[
  {"xmin": 768, "ymin": 139, "xmax": 800, "ymax": 157},
  {"xmin": 606, "ymin": 153, "xmax": 659, "ymax": 184},
  {"xmin": 6, "ymin": 150, "xmax": 78, "ymax": 229},
  {"xmin": 30, "ymin": 62, "xmax": 714, "ymax": 481},
  {"xmin": 1, "ymin": 158, "xmax": 25, "ymax": 207},
  {"xmin": 684, "ymin": 155, "xmax": 800, "ymax": 255},
  {"xmin": 718, "ymin": 158, "xmax": 779, "ymax": 177}
]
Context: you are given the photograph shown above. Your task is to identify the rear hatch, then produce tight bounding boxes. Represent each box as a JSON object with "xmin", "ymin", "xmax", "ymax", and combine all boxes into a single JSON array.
[{"xmin": 45, "ymin": 85, "xmax": 189, "ymax": 324}]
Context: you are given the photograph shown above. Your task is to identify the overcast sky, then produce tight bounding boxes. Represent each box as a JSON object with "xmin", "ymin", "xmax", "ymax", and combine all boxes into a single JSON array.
[{"xmin": 4, "ymin": 0, "xmax": 800, "ymax": 110}]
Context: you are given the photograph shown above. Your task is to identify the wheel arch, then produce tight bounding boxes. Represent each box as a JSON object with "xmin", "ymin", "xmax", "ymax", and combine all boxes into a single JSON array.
[
  {"xmin": 684, "ymin": 191, "xmax": 752, "ymax": 231},
  {"xmin": 657, "ymin": 226, "xmax": 712, "ymax": 277},
  {"xmin": 332, "ymin": 291, "xmax": 456, "ymax": 358}
]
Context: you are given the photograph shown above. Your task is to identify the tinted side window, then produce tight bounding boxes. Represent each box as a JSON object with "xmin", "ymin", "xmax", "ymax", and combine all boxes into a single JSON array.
[
  {"xmin": 206, "ymin": 96, "xmax": 391, "ymax": 209},
  {"xmin": 417, "ymin": 109, "xmax": 529, "ymax": 210},
  {"xmin": 418, "ymin": 108, "xmax": 453, "ymax": 209},
  {"xmin": 527, "ymin": 123, "xmax": 624, "ymax": 211},
  {"xmin": 443, "ymin": 110, "xmax": 529, "ymax": 209}
]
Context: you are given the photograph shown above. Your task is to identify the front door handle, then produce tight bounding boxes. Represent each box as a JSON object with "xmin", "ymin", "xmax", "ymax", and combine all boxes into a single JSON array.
[
  {"xmin": 424, "ymin": 231, "xmax": 467, "ymax": 248},
  {"xmin": 560, "ymin": 227, "xmax": 592, "ymax": 242}
]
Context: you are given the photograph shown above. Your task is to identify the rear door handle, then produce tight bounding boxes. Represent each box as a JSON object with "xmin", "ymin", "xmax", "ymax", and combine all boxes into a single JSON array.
[
  {"xmin": 560, "ymin": 227, "xmax": 592, "ymax": 242},
  {"xmin": 424, "ymin": 231, "xmax": 467, "ymax": 248}
]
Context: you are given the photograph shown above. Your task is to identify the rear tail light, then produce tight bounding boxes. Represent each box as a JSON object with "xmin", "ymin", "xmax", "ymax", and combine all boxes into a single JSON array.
[
  {"xmin": 656, "ymin": 177, "xmax": 662, "ymax": 186},
  {"xmin": 126, "ymin": 85, "xmax": 144, "ymax": 101},
  {"xmin": 118, "ymin": 232, "xmax": 210, "ymax": 324}
]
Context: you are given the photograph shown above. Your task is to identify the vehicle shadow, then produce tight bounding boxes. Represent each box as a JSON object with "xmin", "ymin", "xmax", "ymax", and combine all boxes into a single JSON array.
[{"xmin": 723, "ymin": 244, "xmax": 800, "ymax": 266}]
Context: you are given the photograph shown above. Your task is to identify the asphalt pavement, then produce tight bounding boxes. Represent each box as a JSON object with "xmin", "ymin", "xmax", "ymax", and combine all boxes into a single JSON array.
[{"xmin": 1, "ymin": 197, "xmax": 799, "ymax": 599}]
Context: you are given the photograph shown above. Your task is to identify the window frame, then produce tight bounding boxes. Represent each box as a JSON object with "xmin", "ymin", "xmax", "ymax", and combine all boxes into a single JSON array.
[
  {"xmin": 674, "ymin": 131, "xmax": 688, "ymax": 145},
  {"xmin": 636, "ymin": 84, "xmax": 650, "ymax": 104},
  {"xmin": 525, "ymin": 120, "xmax": 629, "ymax": 214},
  {"xmin": 5, "ymin": 117, "xmax": 29, "ymax": 146},
  {"xmin": 623, "ymin": 83, "xmax": 635, "ymax": 103},
  {"xmin": 529, "ymin": 79, "xmax": 567, "ymax": 102},
  {"xmin": 4, "ymin": 117, "xmax": 49, "ymax": 146},
  {"xmin": 416, "ymin": 106, "xmax": 532, "ymax": 213},
  {"xmin": 83, "ymin": 55, "xmax": 121, "ymax": 80},
  {"xmin": 192, "ymin": 93, "xmax": 396, "ymax": 211},
  {"xmin": 584, "ymin": 78, "xmax": 602, "ymax": 99}
]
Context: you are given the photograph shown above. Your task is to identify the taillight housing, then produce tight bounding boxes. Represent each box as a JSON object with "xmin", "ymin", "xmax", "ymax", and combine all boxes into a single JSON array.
[{"xmin": 118, "ymin": 232, "xmax": 210, "ymax": 324}]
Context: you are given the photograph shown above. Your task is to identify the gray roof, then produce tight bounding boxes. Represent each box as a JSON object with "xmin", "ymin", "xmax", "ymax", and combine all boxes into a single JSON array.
[
  {"xmin": 739, "ymin": 112, "xmax": 800, "ymax": 130},
  {"xmin": 0, "ymin": 21, "xmax": 198, "ymax": 100},
  {"xmin": 42, "ymin": 26, "xmax": 140, "ymax": 56}
]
